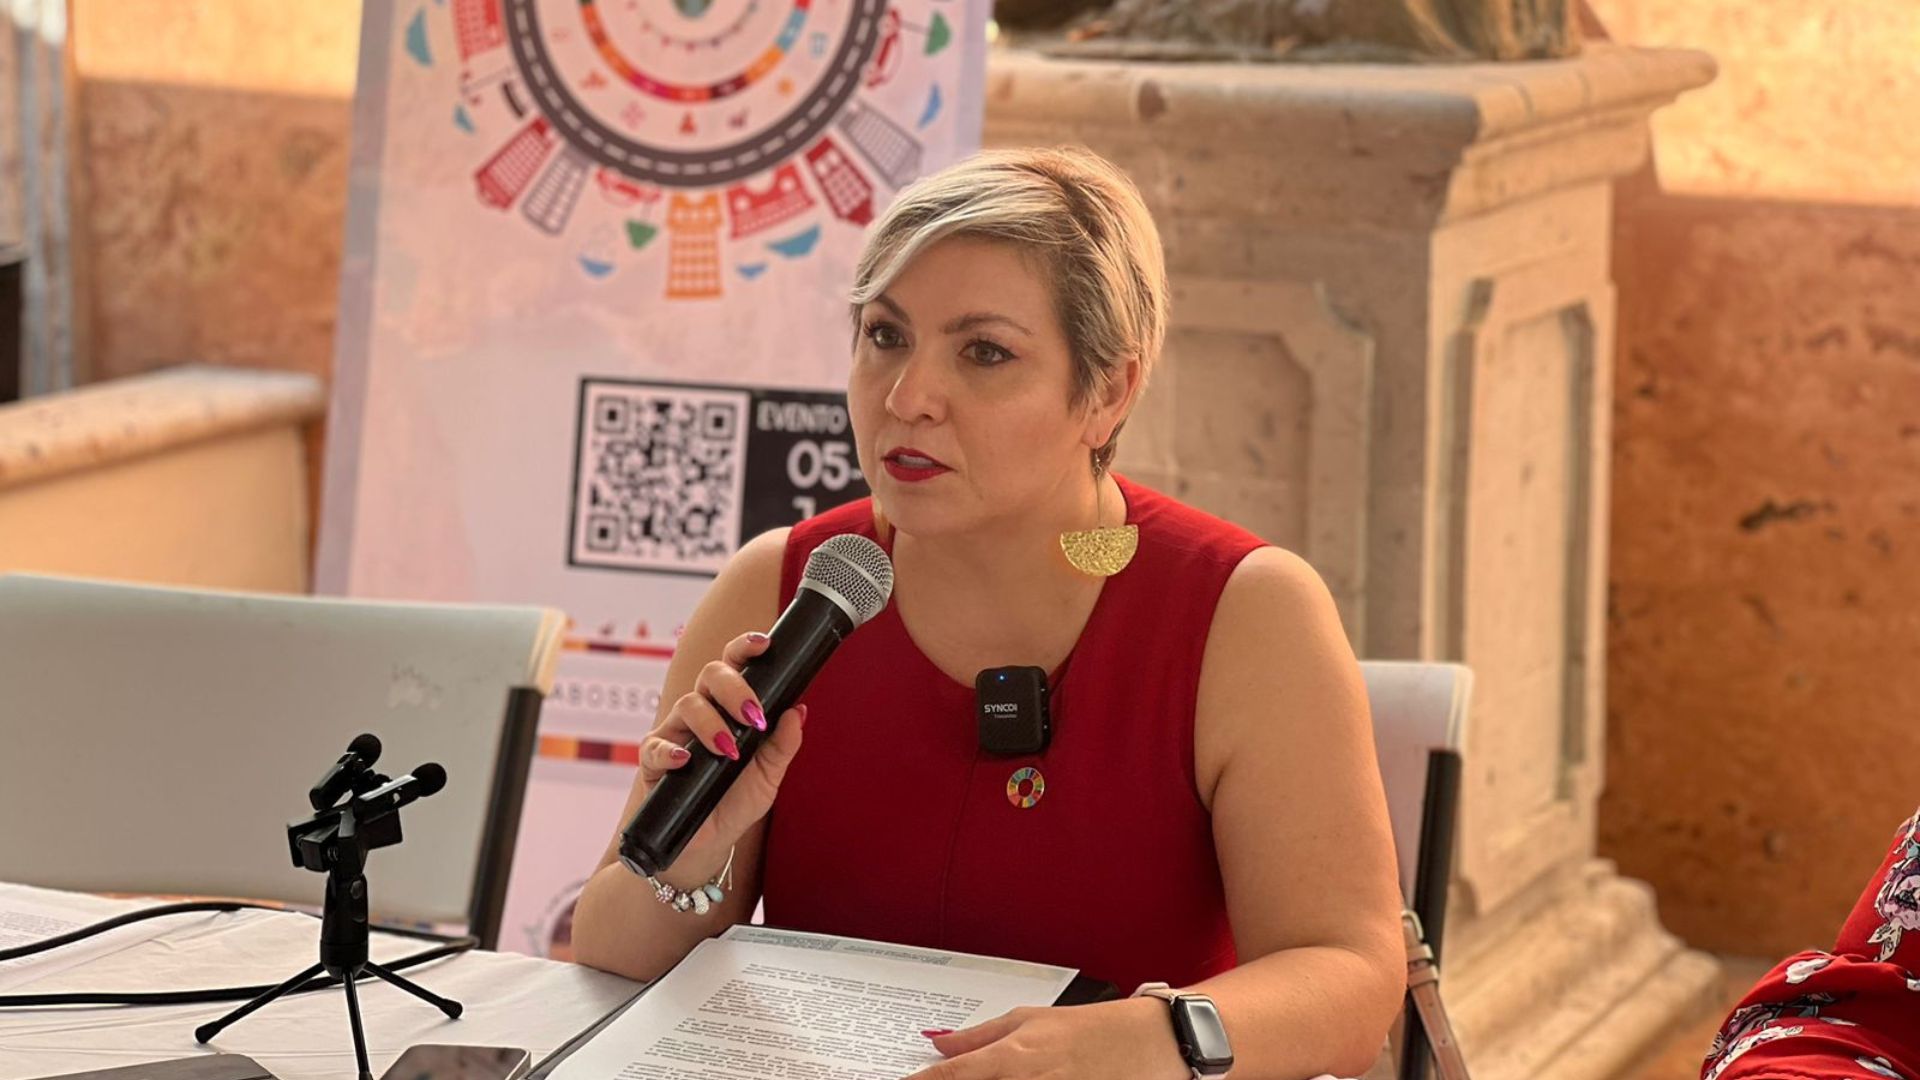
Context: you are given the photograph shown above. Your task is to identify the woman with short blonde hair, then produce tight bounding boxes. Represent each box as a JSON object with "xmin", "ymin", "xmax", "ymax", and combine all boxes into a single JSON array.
[
  {"xmin": 575, "ymin": 146, "xmax": 1404, "ymax": 1080},
  {"xmin": 851, "ymin": 147, "xmax": 1168, "ymax": 469}
]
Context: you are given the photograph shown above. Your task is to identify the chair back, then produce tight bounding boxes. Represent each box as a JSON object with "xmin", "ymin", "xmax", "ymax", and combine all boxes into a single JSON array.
[
  {"xmin": 1360, "ymin": 660, "xmax": 1472, "ymax": 901},
  {"xmin": 1360, "ymin": 660, "xmax": 1475, "ymax": 1080}
]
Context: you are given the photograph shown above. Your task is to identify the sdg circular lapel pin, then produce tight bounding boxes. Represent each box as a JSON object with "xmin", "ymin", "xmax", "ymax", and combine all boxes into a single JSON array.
[{"xmin": 1006, "ymin": 767, "xmax": 1045, "ymax": 810}]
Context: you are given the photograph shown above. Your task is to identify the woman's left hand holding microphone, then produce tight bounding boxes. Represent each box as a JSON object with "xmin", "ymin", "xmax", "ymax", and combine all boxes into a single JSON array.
[{"xmin": 636, "ymin": 629, "xmax": 807, "ymax": 868}]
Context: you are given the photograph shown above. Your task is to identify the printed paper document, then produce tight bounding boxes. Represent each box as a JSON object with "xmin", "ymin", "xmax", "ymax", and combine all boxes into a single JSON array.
[{"xmin": 547, "ymin": 926, "xmax": 1078, "ymax": 1080}]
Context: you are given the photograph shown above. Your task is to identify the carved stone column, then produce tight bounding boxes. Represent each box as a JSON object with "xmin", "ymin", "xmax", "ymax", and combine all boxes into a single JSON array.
[{"xmin": 986, "ymin": 44, "xmax": 1718, "ymax": 1080}]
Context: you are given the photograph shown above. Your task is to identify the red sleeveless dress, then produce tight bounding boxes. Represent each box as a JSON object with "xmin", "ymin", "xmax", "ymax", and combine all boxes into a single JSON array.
[{"xmin": 761, "ymin": 475, "xmax": 1266, "ymax": 991}]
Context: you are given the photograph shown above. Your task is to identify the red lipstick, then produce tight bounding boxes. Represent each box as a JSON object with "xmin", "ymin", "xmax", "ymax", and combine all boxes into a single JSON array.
[{"xmin": 882, "ymin": 446, "xmax": 950, "ymax": 482}]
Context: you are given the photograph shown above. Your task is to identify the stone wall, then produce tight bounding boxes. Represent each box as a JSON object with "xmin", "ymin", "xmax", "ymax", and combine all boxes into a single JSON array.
[
  {"xmin": 69, "ymin": 0, "xmax": 359, "ymax": 385},
  {"xmin": 65, "ymin": 0, "xmax": 361, "ymax": 536},
  {"xmin": 1590, "ymin": 0, "xmax": 1920, "ymax": 957}
]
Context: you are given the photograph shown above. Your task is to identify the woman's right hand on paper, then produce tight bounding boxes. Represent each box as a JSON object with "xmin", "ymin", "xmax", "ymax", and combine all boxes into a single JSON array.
[{"xmin": 638, "ymin": 629, "xmax": 808, "ymax": 855}]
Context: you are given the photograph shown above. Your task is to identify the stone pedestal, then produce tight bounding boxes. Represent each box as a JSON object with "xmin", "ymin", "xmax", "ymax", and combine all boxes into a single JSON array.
[{"xmin": 985, "ymin": 44, "xmax": 1718, "ymax": 1080}]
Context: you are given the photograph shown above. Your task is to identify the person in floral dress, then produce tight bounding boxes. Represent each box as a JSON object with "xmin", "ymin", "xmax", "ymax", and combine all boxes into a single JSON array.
[{"xmin": 1703, "ymin": 805, "xmax": 1920, "ymax": 1080}]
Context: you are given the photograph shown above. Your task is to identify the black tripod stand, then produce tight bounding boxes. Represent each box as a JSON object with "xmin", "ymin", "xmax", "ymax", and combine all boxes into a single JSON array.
[{"xmin": 195, "ymin": 734, "xmax": 461, "ymax": 1080}]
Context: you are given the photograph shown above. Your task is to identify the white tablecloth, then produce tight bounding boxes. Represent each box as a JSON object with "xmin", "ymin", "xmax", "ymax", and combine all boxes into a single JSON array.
[{"xmin": 0, "ymin": 884, "xmax": 640, "ymax": 1080}]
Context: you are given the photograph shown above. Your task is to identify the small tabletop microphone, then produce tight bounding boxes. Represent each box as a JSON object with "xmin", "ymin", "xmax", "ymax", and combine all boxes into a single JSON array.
[
  {"xmin": 359, "ymin": 763, "xmax": 447, "ymax": 814},
  {"xmin": 309, "ymin": 733, "xmax": 382, "ymax": 811}
]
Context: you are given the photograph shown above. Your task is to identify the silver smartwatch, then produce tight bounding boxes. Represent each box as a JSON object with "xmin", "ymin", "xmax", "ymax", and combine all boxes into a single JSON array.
[{"xmin": 1133, "ymin": 982, "xmax": 1234, "ymax": 1079}]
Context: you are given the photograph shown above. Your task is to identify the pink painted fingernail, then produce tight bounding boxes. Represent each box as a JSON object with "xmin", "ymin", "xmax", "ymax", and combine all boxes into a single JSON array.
[
  {"xmin": 715, "ymin": 730, "xmax": 740, "ymax": 760},
  {"xmin": 747, "ymin": 631, "xmax": 770, "ymax": 645},
  {"xmin": 668, "ymin": 746, "xmax": 692, "ymax": 764},
  {"xmin": 921, "ymin": 1029, "xmax": 952, "ymax": 1038},
  {"xmin": 742, "ymin": 700, "xmax": 766, "ymax": 731}
]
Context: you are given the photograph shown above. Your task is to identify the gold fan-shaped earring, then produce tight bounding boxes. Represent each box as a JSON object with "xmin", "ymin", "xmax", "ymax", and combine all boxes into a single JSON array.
[{"xmin": 1059, "ymin": 475, "xmax": 1137, "ymax": 578}]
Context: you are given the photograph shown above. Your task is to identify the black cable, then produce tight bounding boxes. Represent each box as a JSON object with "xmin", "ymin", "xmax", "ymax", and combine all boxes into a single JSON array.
[
  {"xmin": 0, "ymin": 901, "xmax": 251, "ymax": 963},
  {"xmin": 0, "ymin": 901, "xmax": 478, "ymax": 1009}
]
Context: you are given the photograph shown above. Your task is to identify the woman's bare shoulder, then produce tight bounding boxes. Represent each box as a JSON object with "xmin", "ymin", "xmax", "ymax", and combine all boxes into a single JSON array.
[
  {"xmin": 1194, "ymin": 545, "xmax": 1363, "ymax": 801},
  {"xmin": 681, "ymin": 528, "xmax": 793, "ymax": 647},
  {"xmin": 1213, "ymin": 545, "xmax": 1342, "ymax": 638}
]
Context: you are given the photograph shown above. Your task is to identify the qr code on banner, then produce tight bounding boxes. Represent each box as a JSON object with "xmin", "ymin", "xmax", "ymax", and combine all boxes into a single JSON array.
[{"xmin": 569, "ymin": 380, "xmax": 750, "ymax": 575}]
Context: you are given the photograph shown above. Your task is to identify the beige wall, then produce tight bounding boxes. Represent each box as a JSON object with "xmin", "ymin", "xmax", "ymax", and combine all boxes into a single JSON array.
[
  {"xmin": 1591, "ymin": 0, "xmax": 1920, "ymax": 956},
  {"xmin": 0, "ymin": 425, "xmax": 313, "ymax": 589},
  {"xmin": 1588, "ymin": 4, "xmax": 1920, "ymax": 205},
  {"xmin": 0, "ymin": 365, "xmax": 326, "ymax": 593},
  {"xmin": 68, "ymin": 0, "xmax": 362, "ymax": 534},
  {"xmin": 70, "ymin": 0, "xmax": 359, "ymax": 384}
]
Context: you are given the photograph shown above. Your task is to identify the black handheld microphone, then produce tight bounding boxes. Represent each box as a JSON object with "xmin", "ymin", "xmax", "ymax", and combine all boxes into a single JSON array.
[
  {"xmin": 619, "ymin": 533, "xmax": 894, "ymax": 878},
  {"xmin": 309, "ymin": 733, "xmax": 382, "ymax": 811}
]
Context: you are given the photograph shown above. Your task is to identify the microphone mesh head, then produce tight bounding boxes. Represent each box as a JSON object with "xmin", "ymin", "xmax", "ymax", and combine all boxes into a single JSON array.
[
  {"xmin": 801, "ymin": 533, "xmax": 894, "ymax": 626},
  {"xmin": 413, "ymin": 763, "xmax": 448, "ymax": 797}
]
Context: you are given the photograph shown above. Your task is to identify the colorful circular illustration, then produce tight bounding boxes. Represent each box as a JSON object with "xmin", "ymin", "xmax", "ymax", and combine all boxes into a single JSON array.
[
  {"xmin": 441, "ymin": 0, "xmax": 953, "ymax": 295},
  {"xmin": 507, "ymin": 0, "xmax": 886, "ymax": 186},
  {"xmin": 1006, "ymin": 766, "xmax": 1045, "ymax": 809}
]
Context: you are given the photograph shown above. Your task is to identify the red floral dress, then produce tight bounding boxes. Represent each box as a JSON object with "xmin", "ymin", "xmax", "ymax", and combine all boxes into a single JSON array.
[{"xmin": 1703, "ymin": 805, "xmax": 1920, "ymax": 1080}]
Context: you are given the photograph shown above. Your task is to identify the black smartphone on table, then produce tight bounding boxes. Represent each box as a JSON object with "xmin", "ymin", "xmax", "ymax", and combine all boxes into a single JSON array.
[{"xmin": 377, "ymin": 1045, "xmax": 531, "ymax": 1080}]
